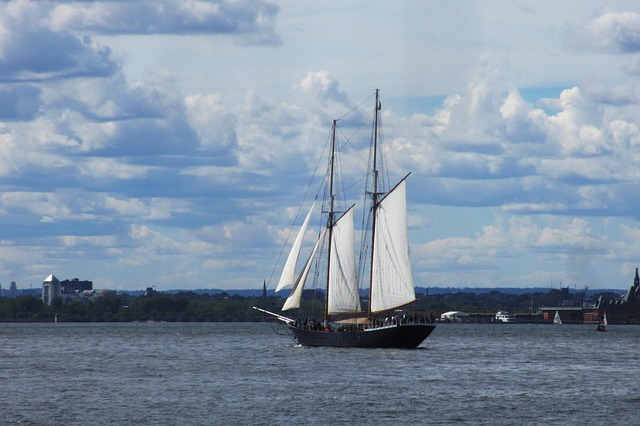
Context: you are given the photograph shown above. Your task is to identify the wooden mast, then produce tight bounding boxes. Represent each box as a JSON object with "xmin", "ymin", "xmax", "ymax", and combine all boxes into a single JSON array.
[
  {"xmin": 368, "ymin": 89, "xmax": 381, "ymax": 315},
  {"xmin": 324, "ymin": 119, "xmax": 337, "ymax": 324}
]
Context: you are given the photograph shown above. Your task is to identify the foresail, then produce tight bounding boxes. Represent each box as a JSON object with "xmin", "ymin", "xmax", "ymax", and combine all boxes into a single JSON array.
[
  {"xmin": 328, "ymin": 207, "xmax": 361, "ymax": 314},
  {"xmin": 282, "ymin": 229, "xmax": 324, "ymax": 311},
  {"xmin": 370, "ymin": 179, "xmax": 416, "ymax": 313},
  {"xmin": 276, "ymin": 202, "xmax": 315, "ymax": 292}
]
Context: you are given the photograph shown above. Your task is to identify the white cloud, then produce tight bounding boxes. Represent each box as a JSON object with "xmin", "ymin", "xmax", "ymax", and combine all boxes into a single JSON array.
[
  {"xmin": 185, "ymin": 93, "xmax": 237, "ymax": 158},
  {"xmin": 569, "ymin": 11, "xmax": 640, "ymax": 53},
  {"xmin": 49, "ymin": 0, "xmax": 281, "ymax": 43},
  {"xmin": 60, "ymin": 235, "xmax": 117, "ymax": 247},
  {"xmin": 295, "ymin": 70, "xmax": 350, "ymax": 105},
  {"xmin": 0, "ymin": 192, "xmax": 71, "ymax": 219},
  {"xmin": 0, "ymin": 2, "xmax": 118, "ymax": 81},
  {"xmin": 77, "ymin": 158, "xmax": 154, "ymax": 180}
]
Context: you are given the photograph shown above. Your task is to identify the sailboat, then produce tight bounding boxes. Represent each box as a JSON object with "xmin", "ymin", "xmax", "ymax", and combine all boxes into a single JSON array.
[
  {"xmin": 596, "ymin": 310, "xmax": 607, "ymax": 332},
  {"xmin": 553, "ymin": 310, "xmax": 562, "ymax": 325},
  {"xmin": 254, "ymin": 90, "xmax": 436, "ymax": 348}
]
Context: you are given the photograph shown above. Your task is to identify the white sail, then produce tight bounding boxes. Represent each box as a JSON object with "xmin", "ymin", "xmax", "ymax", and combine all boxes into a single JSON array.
[
  {"xmin": 370, "ymin": 179, "xmax": 416, "ymax": 313},
  {"xmin": 328, "ymin": 207, "xmax": 361, "ymax": 314},
  {"xmin": 282, "ymin": 230, "xmax": 324, "ymax": 311},
  {"xmin": 276, "ymin": 202, "xmax": 315, "ymax": 292},
  {"xmin": 554, "ymin": 310, "xmax": 562, "ymax": 325}
]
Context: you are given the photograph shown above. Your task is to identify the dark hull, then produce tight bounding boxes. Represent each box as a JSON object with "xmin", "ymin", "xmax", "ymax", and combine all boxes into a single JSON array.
[{"xmin": 289, "ymin": 323, "xmax": 436, "ymax": 349}]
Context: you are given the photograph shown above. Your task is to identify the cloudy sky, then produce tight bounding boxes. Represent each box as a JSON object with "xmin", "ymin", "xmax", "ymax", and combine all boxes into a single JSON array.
[{"xmin": 3, "ymin": 0, "xmax": 640, "ymax": 292}]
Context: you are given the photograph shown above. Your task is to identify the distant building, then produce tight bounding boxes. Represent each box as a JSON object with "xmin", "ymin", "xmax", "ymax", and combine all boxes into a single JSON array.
[
  {"xmin": 539, "ymin": 307, "xmax": 584, "ymax": 323},
  {"xmin": 60, "ymin": 278, "xmax": 93, "ymax": 294},
  {"xmin": 594, "ymin": 268, "xmax": 640, "ymax": 324},
  {"xmin": 9, "ymin": 281, "xmax": 17, "ymax": 298},
  {"xmin": 41, "ymin": 275, "xmax": 97, "ymax": 305},
  {"xmin": 143, "ymin": 287, "xmax": 157, "ymax": 297},
  {"xmin": 42, "ymin": 274, "xmax": 61, "ymax": 305},
  {"xmin": 543, "ymin": 268, "xmax": 640, "ymax": 324}
]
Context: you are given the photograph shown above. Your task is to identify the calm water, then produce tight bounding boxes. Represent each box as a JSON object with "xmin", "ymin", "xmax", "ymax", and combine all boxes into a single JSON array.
[{"xmin": 2, "ymin": 322, "xmax": 639, "ymax": 425}]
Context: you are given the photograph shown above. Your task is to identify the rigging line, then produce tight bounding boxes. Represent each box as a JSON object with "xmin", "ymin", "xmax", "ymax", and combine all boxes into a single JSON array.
[
  {"xmin": 335, "ymin": 106, "xmax": 375, "ymax": 172},
  {"xmin": 327, "ymin": 110, "xmax": 374, "ymax": 208},
  {"xmin": 265, "ymin": 127, "xmax": 333, "ymax": 290},
  {"xmin": 335, "ymin": 92, "xmax": 376, "ymax": 122},
  {"xmin": 330, "ymin": 134, "xmax": 363, "ymax": 220},
  {"xmin": 340, "ymin": 175, "xmax": 367, "ymax": 196},
  {"xmin": 266, "ymin": 91, "xmax": 378, "ymax": 291}
]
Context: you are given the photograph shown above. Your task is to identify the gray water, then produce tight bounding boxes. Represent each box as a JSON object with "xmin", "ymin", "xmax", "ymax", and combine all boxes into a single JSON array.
[{"xmin": 2, "ymin": 322, "xmax": 639, "ymax": 425}]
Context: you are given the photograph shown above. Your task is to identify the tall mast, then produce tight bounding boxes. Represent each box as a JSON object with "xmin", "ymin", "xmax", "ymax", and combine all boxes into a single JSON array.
[
  {"xmin": 368, "ymin": 89, "xmax": 380, "ymax": 315},
  {"xmin": 324, "ymin": 119, "xmax": 337, "ymax": 323}
]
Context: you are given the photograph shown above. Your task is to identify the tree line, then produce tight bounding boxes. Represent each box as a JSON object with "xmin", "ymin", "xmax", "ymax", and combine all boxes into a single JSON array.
[
  {"xmin": 0, "ymin": 288, "xmax": 619, "ymax": 322},
  {"xmin": 0, "ymin": 292, "xmax": 286, "ymax": 322}
]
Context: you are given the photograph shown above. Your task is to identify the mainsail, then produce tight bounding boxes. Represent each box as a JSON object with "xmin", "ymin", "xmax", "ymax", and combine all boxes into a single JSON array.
[
  {"xmin": 370, "ymin": 178, "xmax": 416, "ymax": 313},
  {"xmin": 276, "ymin": 202, "xmax": 315, "ymax": 292},
  {"xmin": 328, "ymin": 207, "xmax": 361, "ymax": 314}
]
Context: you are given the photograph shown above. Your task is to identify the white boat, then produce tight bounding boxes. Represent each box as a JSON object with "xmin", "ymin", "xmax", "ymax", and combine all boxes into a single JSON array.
[
  {"xmin": 254, "ymin": 90, "xmax": 436, "ymax": 348},
  {"xmin": 440, "ymin": 311, "xmax": 470, "ymax": 323},
  {"xmin": 495, "ymin": 311, "xmax": 516, "ymax": 323},
  {"xmin": 553, "ymin": 310, "xmax": 562, "ymax": 325}
]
